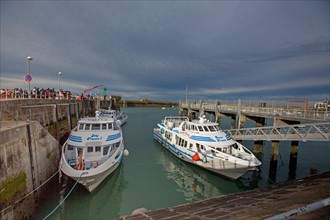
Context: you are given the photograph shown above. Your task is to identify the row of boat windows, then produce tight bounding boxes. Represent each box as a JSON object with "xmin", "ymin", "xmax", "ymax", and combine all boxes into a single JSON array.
[
  {"xmin": 176, "ymin": 136, "xmax": 209, "ymax": 152},
  {"xmin": 78, "ymin": 123, "xmax": 116, "ymax": 131},
  {"xmin": 67, "ymin": 142, "xmax": 120, "ymax": 156},
  {"xmin": 182, "ymin": 123, "xmax": 221, "ymax": 132}
]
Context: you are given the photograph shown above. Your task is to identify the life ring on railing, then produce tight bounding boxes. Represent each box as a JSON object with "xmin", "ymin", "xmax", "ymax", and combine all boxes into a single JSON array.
[{"xmin": 91, "ymin": 161, "xmax": 99, "ymax": 168}]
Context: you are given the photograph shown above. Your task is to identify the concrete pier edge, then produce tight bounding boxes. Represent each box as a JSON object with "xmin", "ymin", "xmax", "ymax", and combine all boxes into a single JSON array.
[{"xmin": 119, "ymin": 172, "xmax": 330, "ymax": 220}]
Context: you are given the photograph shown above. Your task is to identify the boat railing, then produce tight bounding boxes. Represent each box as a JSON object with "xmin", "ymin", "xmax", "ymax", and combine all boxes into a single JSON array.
[{"xmin": 164, "ymin": 116, "xmax": 189, "ymax": 121}]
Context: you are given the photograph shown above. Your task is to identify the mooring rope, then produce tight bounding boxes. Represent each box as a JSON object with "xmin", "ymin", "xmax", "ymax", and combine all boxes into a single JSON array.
[
  {"xmin": 0, "ymin": 170, "xmax": 59, "ymax": 214},
  {"xmin": 42, "ymin": 172, "xmax": 84, "ymax": 220}
]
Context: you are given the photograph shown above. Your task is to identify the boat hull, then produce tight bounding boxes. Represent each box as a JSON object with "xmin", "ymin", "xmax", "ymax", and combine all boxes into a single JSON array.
[
  {"xmin": 153, "ymin": 130, "xmax": 257, "ymax": 180},
  {"xmin": 70, "ymin": 159, "xmax": 121, "ymax": 192},
  {"xmin": 61, "ymin": 147, "xmax": 124, "ymax": 193}
]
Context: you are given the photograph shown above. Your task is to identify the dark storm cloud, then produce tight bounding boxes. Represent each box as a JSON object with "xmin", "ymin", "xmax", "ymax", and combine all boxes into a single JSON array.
[{"xmin": 1, "ymin": 1, "xmax": 329, "ymax": 101}]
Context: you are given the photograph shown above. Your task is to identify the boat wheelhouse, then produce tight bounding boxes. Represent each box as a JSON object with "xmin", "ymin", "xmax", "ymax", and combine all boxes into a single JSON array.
[
  {"xmin": 60, "ymin": 116, "xmax": 127, "ymax": 192},
  {"xmin": 153, "ymin": 116, "xmax": 261, "ymax": 179}
]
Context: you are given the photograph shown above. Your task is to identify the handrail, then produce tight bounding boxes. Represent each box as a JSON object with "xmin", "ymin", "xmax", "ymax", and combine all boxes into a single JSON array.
[
  {"xmin": 180, "ymin": 100, "xmax": 330, "ymax": 121},
  {"xmin": 223, "ymin": 122, "xmax": 330, "ymax": 141}
]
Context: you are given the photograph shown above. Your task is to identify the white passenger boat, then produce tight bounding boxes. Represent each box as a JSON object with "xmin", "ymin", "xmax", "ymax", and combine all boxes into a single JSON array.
[
  {"xmin": 153, "ymin": 116, "xmax": 261, "ymax": 180},
  {"xmin": 95, "ymin": 108, "xmax": 128, "ymax": 126},
  {"xmin": 60, "ymin": 116, "xmax": 127, "ymax": 192}
]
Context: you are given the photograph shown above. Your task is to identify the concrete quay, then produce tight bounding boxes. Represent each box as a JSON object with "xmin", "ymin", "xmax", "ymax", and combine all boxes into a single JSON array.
[{"xmin": 119, "ymin": 172, "xmax": 330, "ymax": 220}]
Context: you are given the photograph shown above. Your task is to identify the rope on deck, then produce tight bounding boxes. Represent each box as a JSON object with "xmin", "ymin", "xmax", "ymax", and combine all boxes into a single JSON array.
[
  {"xmin": 42, "ymin": 172, "xmax": 84, "ymax": 220},
  {"xmin": 0, "ymin": 170, "xmax": 59, "ymax": 214}
]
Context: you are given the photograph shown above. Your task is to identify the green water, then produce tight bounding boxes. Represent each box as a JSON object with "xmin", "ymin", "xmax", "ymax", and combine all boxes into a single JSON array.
[{"xmin": 33, "ymin": 107, "xmax": 330, "ymax": 219}]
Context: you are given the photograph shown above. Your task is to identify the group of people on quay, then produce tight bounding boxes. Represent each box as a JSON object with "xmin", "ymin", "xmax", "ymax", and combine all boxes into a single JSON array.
[{"xmin": 0, "ymin": 87, "xmax": 94, "ymax": 100}]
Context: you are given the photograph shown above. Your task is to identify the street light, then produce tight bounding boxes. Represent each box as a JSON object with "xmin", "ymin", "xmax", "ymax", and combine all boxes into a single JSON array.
[
  {"xmin": 58, "ymin": 72, "xmax": 62, "ymax": 98},
  {"xmin": 26, "ymin": 56, "xmax": 33, "ymax": 98}
]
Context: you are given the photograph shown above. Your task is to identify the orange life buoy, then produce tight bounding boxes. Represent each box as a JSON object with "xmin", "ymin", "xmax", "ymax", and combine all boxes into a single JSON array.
[{"xmin": 192, "ymin": 153, "xmax": 200, "ymax": 162}]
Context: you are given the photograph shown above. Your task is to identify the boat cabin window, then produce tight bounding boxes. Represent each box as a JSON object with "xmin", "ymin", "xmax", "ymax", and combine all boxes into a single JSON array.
[
  {"xmin": 198, "ymin": 126, "xmax": 203, "ymax": 132},
  {"xmin": 215, "ymin": 125, "xmax": 221, "ymax": 131},
  {"xmin": 165, "ymin": 131, "xmax": 172, "ymax": 141},
  {"xmin": 102, "ymin": 124, "xmax": 107, "ymax": 130},
  {"xmin": 193, "ymin": 125, "xmax": 198, "ymax": 131},
  {"xmin": 115, "ymin": 142, "xmax": 120, "ymax": 148},
  {"xmin": 108, "ymin": 123, "xmax": 113, "ymax": 129},
  {"xmin": 176, "ymin": 137, "xmax": 187, "ymax": 148},
  {"xmin": 232, "ymin": 143, "xmax": 239, "ymax": 149},
  {"xmin": 87, "ymin": 147, "xmax": 93, "ymax": 153},
  {"xmin": 68, "ymin": 145, "xmax": 74, "ymax": 150},
  {"xmin": 208, "ymin": 126, "xmax": 216, "ymax": 132},
  {"xmin": 103, "ymin": 145, "xmax": 110, "ymax": 156},
  {"xmin": 196, "ymin": 143, "xmax": 201, "ymax": 152},
  {"xmin": 92, "ymin": 124, "xmax": 101, "ymax": 130},
  {"xmin": 95, "ymin": 146, "xmax": 101, "ymax": 152},
  {"xmin": 182, "ymin": 122, "xmax": 186, "ymax": 131},
  {"xmin": 189, "ymin": 143, "xmax": 193, "ymax": 149},
  {"xmin": 85, "ymin": 124, "xmax": 91, "ymax": 130},
  {"xmin": 78, "ymin": 124, "xmax": 84, "ymax": 130},
  {"xmin": 203, "ymin": 126, "xmax": 209, "ymax": 132}
]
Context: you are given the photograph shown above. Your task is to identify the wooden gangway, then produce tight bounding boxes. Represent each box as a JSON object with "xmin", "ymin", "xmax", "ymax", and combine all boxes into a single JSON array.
[{"xmin": 224, "ymin": 122, "xmax": 330, "ymax": 141}]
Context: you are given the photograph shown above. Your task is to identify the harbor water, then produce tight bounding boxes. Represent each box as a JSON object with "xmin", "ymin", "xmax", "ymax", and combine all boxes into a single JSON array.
[{"xmin": 33, "ymin": 107, "xmax": 330, "ymax": 219}]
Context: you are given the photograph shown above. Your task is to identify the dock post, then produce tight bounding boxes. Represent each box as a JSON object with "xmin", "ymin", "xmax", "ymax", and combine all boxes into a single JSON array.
[
  {"xmin": 215, "ymin": 112, "xmax": 221, "ymax": 124},
  {"xmin": 230, "ymin": 116, "xmax": 236, "ymax": 129},
  {"xmin": 269, "ymin": 140, "xmax": 279, "ymax": 183},
  {"xmin": 253, "ymin": 117, "xmax": 266, "ymax": 159},
  {"xmin": 253, "ymin": 140, "xmax": 263, "ymax": 161},
  {"xmin": 289, "ymin": 140, "xmax": 299, "ymax": 180},
  {"xmin": 199, "ymin": 100, "xmax": 205, "ymax": 116},
  {"xmin": 235, "ymin": 99, "xmax": 241, "ymax": 129}
]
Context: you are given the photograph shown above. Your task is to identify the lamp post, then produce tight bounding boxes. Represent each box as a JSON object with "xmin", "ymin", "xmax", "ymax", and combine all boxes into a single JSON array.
[
  {"xmin": 58, "ymin": 72, "xmax": 62, "ymax": 98},
  {"xmin": 26, "ymin": 56, "xmax": 33, "ymax": 98},
  {"xmin": 58, "ymin": 72, "xmax": 62, "ymax": 91}
]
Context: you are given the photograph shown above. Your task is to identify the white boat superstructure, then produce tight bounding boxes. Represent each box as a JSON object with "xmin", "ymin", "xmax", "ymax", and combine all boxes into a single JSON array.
[
  {"xmin": 153, "ymin": 116, "xmax": 261, "ymax": 179},
  {"xmin": 95, "ymin": 108, "xmax": 128, "ymax": 126},
  {"xmin": 60, "ymin": 117, "xmax": 127, "ymax": 192}
]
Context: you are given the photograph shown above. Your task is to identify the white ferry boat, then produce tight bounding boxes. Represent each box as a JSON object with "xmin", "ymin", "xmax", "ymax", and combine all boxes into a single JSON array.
[
  {"xmin": 153, "ymin": 116, "xmax": 261, "ymax": 179},
  {"xmin": 95, "ymin": 108, "xmax": 128, "ymax": 126},
  {"xmin": 60, "ymin": 116, "xmax": 127, "ymax": 192}
]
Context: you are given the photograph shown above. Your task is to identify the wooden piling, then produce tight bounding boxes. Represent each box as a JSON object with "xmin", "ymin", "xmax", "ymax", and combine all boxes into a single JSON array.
[
  {"xmin": 289, "ymin": 140, "xmax": 299, "ymax": 179},
  {"xmin": 269, "ymin": 140, "xmax": 280, "ymax": 183}
]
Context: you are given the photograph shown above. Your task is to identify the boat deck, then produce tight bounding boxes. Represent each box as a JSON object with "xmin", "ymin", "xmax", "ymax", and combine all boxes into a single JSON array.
[{"xmin": 119, "ymin": 172, "xmax": 330, "ymax": 220}]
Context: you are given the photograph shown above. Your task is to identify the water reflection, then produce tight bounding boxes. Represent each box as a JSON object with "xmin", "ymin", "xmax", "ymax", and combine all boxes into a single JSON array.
[
  {"xmin": 38, "ymin": 164, "xmax": 127, "ymax": 220},
  {"xmin": 157, "ymin": 147, "xmax": 244, "ymax": 201}
]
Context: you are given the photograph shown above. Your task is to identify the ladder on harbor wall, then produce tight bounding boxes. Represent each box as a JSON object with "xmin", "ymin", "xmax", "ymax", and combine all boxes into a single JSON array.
[{"xmin": 224, "ymin": 122, "xmax": 330, "ymax": 141}]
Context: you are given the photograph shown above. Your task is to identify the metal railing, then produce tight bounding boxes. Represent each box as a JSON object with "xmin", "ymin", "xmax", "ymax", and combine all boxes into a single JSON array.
[
  {"xmin": 180, "ymin": 100, "xmax": 330, "ymax": 121},
  {"xmin": 223, "ymin": 122, "xmax": 330, "ymax": 141}
]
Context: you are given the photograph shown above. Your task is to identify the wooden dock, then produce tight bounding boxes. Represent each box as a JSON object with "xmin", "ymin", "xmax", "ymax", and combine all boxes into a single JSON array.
[{"xmin": 119, "ymin": 172, "xmax": 330, "ymax": 220}]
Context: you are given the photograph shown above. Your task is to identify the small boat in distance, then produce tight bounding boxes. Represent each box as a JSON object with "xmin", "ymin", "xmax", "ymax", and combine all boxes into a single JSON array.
[
  {"xmin": 60, "ymin": 116, "xmax": 128, "ymax": 192},
  {"xmin": 153, "ymin": 116, "xmax": 261, "ymax": 180},
  {"xmin": 95, "ymin": 98, "xmax": 128, "ymax": 126},
  {"xmin": 95, "ymin": 109, "xmax": 128, "ymax": 126}
]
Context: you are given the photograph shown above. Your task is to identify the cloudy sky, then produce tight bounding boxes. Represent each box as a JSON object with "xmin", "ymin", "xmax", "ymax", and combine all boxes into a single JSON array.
[{"xmin": 1, "ymin": 1, "xmax": 329, "ymax": 101}]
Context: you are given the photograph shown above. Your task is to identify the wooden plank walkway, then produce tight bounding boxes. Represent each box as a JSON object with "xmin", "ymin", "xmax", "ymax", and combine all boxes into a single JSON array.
[{"xmin": 119, "ymin": 172, "xmax": 330, "ymax": 220}]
